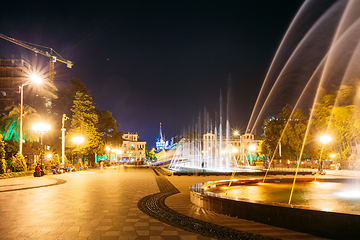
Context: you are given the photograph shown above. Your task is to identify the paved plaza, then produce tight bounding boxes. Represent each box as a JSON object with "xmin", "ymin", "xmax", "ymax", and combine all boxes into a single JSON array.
[{"xmin": 0, "ymin": 166, "xmax": 335, "ymax": 240}]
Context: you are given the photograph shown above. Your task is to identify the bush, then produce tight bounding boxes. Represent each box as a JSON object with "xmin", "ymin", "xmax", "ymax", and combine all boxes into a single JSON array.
[
  {"xmin": 30, "ymin": 162, "xmax": 37, "ymax": 171},
  {"xmin": 0, "ymin": 158, "xmax": 6, "ymax": 174},
  {"xmin": 0, "ymin": 170, "xmax": 34, "ymax": 179},
  {"xmin": 44, "ymin": 161, "xmax": 51, "ymax": 170},
  {"xmin": 12, "ymin": 153, "xmax": 27, "ymax": 172}
]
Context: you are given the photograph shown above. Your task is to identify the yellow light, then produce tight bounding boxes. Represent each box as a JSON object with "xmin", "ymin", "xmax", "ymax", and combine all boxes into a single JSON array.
[
  {"xmin": 234, "ymin": 131, "xmax": 239, "ymax": 136},
  {"xmin": 248, "ymin": 145, "xmax": 256, "ymax": 152},
  {"xmin": 29, "ymin": 74, "xmax": 42, "ymax": 84},
  {"xmin": 106, "ymin": 146, "xmax": 111, "ymax": 152},
  {"xmin": 231, "ymin": 148, "xmax": 238, "ymax": 153},
  {"xmin": 32, "ymin": 122, "xmax": 51, "ymax": 133},
  {"xmin": 72, "ymin": 136, "xmax": 84, "ymax": 144},
  {"xmin": 319, "ymin": 135, "xmax": 332, "ymax": 144},
  {"xmin": 46, "ymin": 153, "xmax": 52, "ymax": 159},
  {"xmin": 330, "ymin": 154, "xmax": 335, "ymax": 158}
]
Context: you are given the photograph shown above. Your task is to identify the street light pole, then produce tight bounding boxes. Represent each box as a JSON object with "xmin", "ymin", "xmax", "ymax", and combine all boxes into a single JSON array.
[
  {"xmin": 72, "ymin": 136, "xmax": 84, "ymax": 167},
  {"xmin": 33, "ymin": 122, "xmax": 51, "ymax": 171},
  {"xmin": 319, "ymin": 135, "xmax": 332, "ymax": 173},
  {"xmin": 19, "ymin": 75, "xmax": 42, "ymax": 155},
  {"xmin": 233, "ymin": 131, "xmax": 241, "ymax": 162},
  {"xmin": 61, "ymin": 114, "xmax": 69, "ymax": 165}
]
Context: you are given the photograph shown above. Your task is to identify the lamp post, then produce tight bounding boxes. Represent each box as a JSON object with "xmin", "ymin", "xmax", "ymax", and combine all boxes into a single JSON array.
[
  {"xmin": 106, "ymin": 146, "xmax": 111, "ymax": 161},
  {"xmin": 72, "ymin": 136, "xmax": 84, "ymax": 167},
  {"xmin": 61, "ymin": 114, "xmax": 69, "ymax": 165},
  {"xmin": 233, "ymin": 131, "xmax": 241, "ymax": 162},
  {"xmin": 20, "ymin": 74, "xmax": 42, "ymax": 154},
  {"xmin": 248, "ymin": 144, "xmax": 257, "ymax": 165},
  {"xmin": 319, "ymin": 135, "xmax": 332, "ymax": 172},
  {"xmin": 32, "ymin": 122, "xmax": 51, "ymax": 170}
]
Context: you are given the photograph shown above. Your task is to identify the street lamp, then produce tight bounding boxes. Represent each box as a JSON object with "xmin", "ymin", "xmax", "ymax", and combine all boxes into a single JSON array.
[
  {"xmin": 106, "ymin": 146, "xmax": 111, "ymax": 161},
  {"xmin": 19, "ymin": 74, "xmax": 42, "ymax": 154},
  {"xmin": 72, "ymin": 136, "xmax": 84, "ymax": 167},
  {"xmin": 233, "ymin": 131, "xmax": 241, "ymax": 161},
  {"xmin": 319, "ymin": 135, "xmax": 332, "ymax": 172},
  {"xmin": 32, "ymin": 122, "xmax": 51, "ymax": 170},
  {"xmin": 248, "ymin": 144, "xmax": 257, "ymax": 165}
]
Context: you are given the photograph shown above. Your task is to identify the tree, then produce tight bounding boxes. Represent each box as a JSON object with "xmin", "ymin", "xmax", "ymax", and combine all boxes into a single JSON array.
[
  {"xmin": 48, "ymin": 78, "xmax": 91, "ymax": 155},
  {"xmin": 52, "ymin": 78, "xmax": 89, "ymax": 127},
  {"xmin": 281, "ymin": 109, "xmax": 309, "ymax": 160},
  {"xmin": 261, "ymin": 104, "xmax": 309, "ymax": 160},
  {"xmin": 0, "ymin": 104, "xmax": 40, "ymax": 142},
  {"xmin": 311, "ymin": 83, "xmax": 360, "ymax": 160},
  {"xmin": 96, "ymin": 110, "xmax": 123, "ymax": 147},
  {"xmin": 12, "ymin": 152, "xmax": 27, "ymax": 172},
  {"xmin": 67, "ymin": 91, "xmax": 104, "ymax": 165}
]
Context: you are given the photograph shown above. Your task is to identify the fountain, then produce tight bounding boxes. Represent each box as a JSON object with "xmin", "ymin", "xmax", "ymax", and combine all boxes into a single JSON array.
[
  {"xmin": 168, "ymin": 89, "xmax": 253, "ymax": 173},
  {"xmin": 188, "ymin": 0, "xmax": 360, "ymax": 239}
]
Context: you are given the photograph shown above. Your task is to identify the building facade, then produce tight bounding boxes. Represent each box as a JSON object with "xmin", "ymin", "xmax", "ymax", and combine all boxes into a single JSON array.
[
  {"xmin": 0, "ymin": 59, "xmax": 32, "ymax": 114},
  {"xmin": 202, "ymin": 132, "xmax": 259, "ymax": 160},
  {"xmin": 122, "ymin": 132, "xmax": 147, "ymax": 161}
]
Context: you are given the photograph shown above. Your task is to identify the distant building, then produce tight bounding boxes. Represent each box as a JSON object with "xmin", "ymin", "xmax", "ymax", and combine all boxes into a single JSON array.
[
  {"xmin": 155, "ymin": 123, "xmax": 173, "ymax": 152},
  {"xmin": 203, "ymin": 132, "xmax": 259, "ymax": 160},
  {"xmin": 122, "ymin": 132, "xmax": 147, "ymax": 161},
  {"xmin": 0, "ymin": 59, "xmax": 32, "ymax": 115}
]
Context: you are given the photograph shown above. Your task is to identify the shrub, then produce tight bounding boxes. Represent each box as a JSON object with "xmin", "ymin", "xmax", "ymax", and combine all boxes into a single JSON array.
[
  {"xmin": 0, "ymin": 158, "xmax": 6, "ymax": 174},
  {"xmin": 12, "ymin": 153, "xmax": 27, "ymax": 172},
  {"xmin": 44, "ymin": 161, "xmax": 51, "ymax": 170},
  {"xmin": 0, "ymin": 170, "xmax": 34, "ymax": 179}
]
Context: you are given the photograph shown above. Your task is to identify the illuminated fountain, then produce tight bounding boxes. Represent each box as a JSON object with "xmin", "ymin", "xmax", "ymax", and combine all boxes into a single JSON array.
[
  {"xmin": 169, "ymin": 90, "xmax": 251, "ymax": 172},
  {"xmin": 189, "ymin": 1, "xmax": 360, "ymax": 238}
]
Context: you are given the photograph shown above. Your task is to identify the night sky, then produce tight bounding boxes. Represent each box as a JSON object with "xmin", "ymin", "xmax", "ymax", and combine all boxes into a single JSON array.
[{"xmin": 0, "ymin": 0, "xmax": 306, "ymax": 147}]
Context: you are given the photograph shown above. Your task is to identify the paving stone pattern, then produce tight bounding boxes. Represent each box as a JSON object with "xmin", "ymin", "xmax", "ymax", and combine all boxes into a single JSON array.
[{"xmin": 0, "ymin": 167, "xmax": 212, "ymax": 240}]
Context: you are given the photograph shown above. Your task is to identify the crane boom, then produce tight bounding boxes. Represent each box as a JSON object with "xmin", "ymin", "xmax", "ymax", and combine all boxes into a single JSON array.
[{"xmin": 0, "ymin": 33, "xmax": 73, "ymax": 83}]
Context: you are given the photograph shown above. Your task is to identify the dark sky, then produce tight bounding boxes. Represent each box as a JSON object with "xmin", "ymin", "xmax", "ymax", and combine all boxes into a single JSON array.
[{"xmin": 0, "ymin": 0, "xmax": 306, "ymax": 147}]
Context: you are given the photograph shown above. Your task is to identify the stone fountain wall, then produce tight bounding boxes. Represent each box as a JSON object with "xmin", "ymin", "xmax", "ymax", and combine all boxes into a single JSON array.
[{"xmin": 190, "ymin": 182, "xmax": 360, "ymax": 239}]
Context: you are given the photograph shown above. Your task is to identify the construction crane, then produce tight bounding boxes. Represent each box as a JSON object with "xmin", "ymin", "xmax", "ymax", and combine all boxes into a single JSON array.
[{"xmin": 0, "ymin": 33, "xmax": 73, "ymax": 83}]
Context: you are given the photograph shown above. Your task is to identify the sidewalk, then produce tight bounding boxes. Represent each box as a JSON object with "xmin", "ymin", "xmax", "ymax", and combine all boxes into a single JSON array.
[
  {"xmin": 0, "ymin": 175, "xmax": 58, "ymax": 192},
  {"xmin": 0, "ymin": 168, "xmax": 330, "ymax": 239}
]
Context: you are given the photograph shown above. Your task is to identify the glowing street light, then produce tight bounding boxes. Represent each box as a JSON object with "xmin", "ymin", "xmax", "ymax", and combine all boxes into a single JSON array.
[
  {"xmin": 19, "ymin": 74, "xmax": 42, "ymax": 154},
  {"xmin": 72, "ymin": 136, "xmax": 84, "ymax": 166},
  {"xmin": 233, "ymin": 131, "xmax": 241, "ymax": 160},
  {"xmin": 319, "ymin": 135, "xmax": 332, "ymax": 172},
  {"xmin": 248, "ymin": 145, "xmax": 257, "ymax": 152},
  {"xmin": 33, "ymin": 122, "xmax": 51, "ymax": 170},
  {"xmin": 319, "ymin": 135, "xmax": 332, "ymax": 145},
  {"xmin": 106, "ymin": 146, "xmax": 111, "ymax": 160}
]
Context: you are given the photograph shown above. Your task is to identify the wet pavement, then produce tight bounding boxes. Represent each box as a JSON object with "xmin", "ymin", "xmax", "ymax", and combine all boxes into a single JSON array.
[{"xmin": 0, "ymin": 166, "xmax": 332, "ymax": 239}]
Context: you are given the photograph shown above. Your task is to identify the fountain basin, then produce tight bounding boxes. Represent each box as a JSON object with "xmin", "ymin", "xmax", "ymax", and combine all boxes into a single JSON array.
[{"xmin": 190, "ymin": 178, "xmax": 360, "ymax": 239}]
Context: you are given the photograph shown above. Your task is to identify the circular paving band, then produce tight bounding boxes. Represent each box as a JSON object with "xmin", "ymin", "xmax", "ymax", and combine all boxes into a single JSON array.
[
  {"xmin": 137, "ymin": 169, "xmax": 276, "ymax": 240},
  {"xmin": 0, "ymin": 176, "xmax": 67, "ymax": 193}
]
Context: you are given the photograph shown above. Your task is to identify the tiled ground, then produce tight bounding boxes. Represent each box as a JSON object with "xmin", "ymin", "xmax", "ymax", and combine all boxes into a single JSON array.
[{"xmin": 0, "ymin": 167, "xmax": 213, "ymax": 240}]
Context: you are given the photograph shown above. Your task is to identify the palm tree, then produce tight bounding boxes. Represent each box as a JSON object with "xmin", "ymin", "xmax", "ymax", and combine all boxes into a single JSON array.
[{"xmin": 0, "ymin": 104, "xmax": 40, "ymax": 142}]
